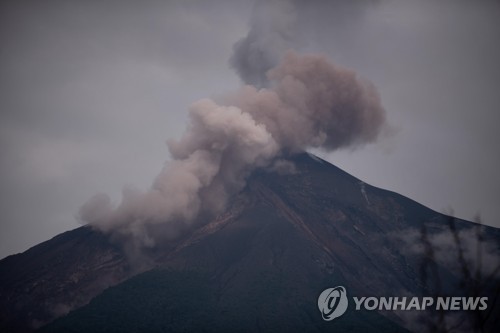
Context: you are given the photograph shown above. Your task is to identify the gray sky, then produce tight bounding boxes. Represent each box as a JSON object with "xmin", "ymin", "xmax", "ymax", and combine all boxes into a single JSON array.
[{"xmin": 1, "ymin": 0, "xmax": 499, "ymax": 259}]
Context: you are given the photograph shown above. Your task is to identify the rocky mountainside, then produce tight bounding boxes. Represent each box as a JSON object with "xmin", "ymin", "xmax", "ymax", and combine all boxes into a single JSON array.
[
  {"xmin": 0, "ymin": 226, "xmax": 132, "ymax": 332},
  {"xmin": 1, "ymin": 153, "xmax": 499, "ymax": 332}
]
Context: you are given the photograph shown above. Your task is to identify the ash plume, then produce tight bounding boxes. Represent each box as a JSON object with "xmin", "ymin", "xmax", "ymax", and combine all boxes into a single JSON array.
[
  {"xmin": 79, "ymin": 51, "xmax": 387, "ymax": 249},
  {"xmin": 230, "ymin": 0, "xmax": 297, "ymax": 87},
  {"xmin": 231, "ymin": 52, "xmax": 385, "ymax": 151},
  {"xmin": 229, "ymin": 0, "xmax": 378, "ymax": 88},
  {"xmin": 80, "ymin": 99, "xmax": 279, "ymax": 247},
  {"xmin": 79, "ymin": 1, "xmax": 387, "ymax": 250}
]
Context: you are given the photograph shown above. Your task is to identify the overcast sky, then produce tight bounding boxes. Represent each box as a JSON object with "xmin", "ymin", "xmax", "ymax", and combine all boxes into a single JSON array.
[{"xmin": 1, "ymin": 0, "xmax": 499, "ymax": 259}]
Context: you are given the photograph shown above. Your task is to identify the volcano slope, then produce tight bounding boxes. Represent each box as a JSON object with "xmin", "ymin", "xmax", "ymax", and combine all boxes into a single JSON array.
[{"xmin": 1, "ymin": 153, "xmax": 499, "ymax": 332}]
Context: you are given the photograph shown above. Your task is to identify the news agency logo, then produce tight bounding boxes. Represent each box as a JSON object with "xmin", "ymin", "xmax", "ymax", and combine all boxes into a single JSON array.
[
  {"xmin": 318, "ymin": 285, "xmax": 489, "ymax": 322},
  {"xmin": 317, "ymin": 286, "xmax": 348, "ymax": 321}
]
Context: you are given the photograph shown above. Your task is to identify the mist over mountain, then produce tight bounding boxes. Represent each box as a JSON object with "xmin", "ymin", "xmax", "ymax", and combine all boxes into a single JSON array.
[{"xmin": 1, "ymin": 153, "xmax": 499, "ymax": 332}]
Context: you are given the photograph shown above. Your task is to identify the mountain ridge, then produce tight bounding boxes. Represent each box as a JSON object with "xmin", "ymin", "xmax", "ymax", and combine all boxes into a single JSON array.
[{"xmin": 1, "ymin": 153, "xmax": 499, "ymax": 332}]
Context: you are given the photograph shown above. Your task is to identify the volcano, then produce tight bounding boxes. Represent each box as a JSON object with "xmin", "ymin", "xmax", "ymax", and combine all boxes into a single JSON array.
[{"xmin": 1, "ymin": 153, "xmax": 499, "ymax": 332}]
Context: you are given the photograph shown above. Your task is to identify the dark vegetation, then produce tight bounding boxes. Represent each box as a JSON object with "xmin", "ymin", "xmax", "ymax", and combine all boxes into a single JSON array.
[{"xmin": 420, "ymin": 215, "xmax": 500, "ymax": 332}]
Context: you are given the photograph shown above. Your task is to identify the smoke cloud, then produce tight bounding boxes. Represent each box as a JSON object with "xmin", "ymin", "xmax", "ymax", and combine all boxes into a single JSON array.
[
  {"xmin": 79, "ymin": 50, "xmax": 386, "ymax": 248},
  {"xmin": 230, "ymin": 0, "xmax": 297, "ymax": 87},
  {"xmin": 232, "ymin": 52, "xmax": 385, "ymax": 150},
  {"xmin": 81, "ymin": 99, "xmax": 279, "ymax": 245},
  {"xmin": 229, "ymin": 0, "xmax": 378, "ymax": 88},
  {"xmin": 79, "ymin": 0, "xmax": 387, "ymax": 249}
]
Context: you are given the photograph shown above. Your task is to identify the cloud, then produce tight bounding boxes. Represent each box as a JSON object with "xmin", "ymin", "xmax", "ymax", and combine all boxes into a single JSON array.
[
  {"xmin": 80, "ymin": 51, "xmax": 387, "ymax": 250},
  {"xmin": 393, "ymin": 223, "xmax": 500, "ymax": 280},
  {"xmin": 230, "ymin": 0, "xmax": 297, "ymax": 87}
]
